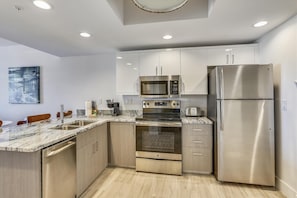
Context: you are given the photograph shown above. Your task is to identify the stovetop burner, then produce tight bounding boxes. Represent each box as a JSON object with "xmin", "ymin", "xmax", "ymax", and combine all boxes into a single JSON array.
[{"xmin": 138, "ymin": 99, "xmax": 181, "ymax": 122}]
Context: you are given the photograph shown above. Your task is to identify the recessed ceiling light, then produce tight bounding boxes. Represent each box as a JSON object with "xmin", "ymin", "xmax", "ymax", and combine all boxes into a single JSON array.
[
  {"xmin": 33, "ymin": 0, "xmax": 52, "ymax": 10},
  {"xmin": 80, "ymin": 32, "xmax": 91, "ymax": 38},
  {"xmin": 116, "ymin": 56, "xmax": 123, "ymax": 59},
  {"xmin": 126, "ymin": 63, "xmax": 132, "ymax": 66},
  {"xmin": 253, "ymin": 21, "xmax": 268, "ymax": 28},
  {"xmin": 225, "ymin": 48, "xmax": 232, "ymax": 52},
  {"xmin": 163, "ymin": 35, "xmax": 173, "ymax": 40}
]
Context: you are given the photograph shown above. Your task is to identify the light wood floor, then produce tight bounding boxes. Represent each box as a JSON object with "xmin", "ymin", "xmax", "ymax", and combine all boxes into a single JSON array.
[{"xmin": 81, "ymin": 167, "xmax": 285, "ymax": 198}]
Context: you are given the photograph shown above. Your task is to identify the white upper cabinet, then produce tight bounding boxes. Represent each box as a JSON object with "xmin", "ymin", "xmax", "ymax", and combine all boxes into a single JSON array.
[
  {"xmin": 139, "ymin": 51, "xmax": 159, "ymax": 76},
  {"xmin": 207, "ymin": 44, "xmax": 257, "ymax": 65},
  {"xmin": 180, "ymin": 48, "xmax": 208, "ymax": 95},
  {"xmin": 159, "ymin": 49, "xmax": 181, "ymax": 75},
  {"xmin": 116, "ymin": 44, "xmax": 258, "ymax": 95},
  {"xmin": 116, "ymin": 52, "xmax": 139, "ymax": 95},
  {"xmin": 139, "ymin": 49, "xmax": 180, "ymax": 76}
]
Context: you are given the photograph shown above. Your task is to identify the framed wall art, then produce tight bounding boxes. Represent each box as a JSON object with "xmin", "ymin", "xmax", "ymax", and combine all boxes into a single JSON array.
[{"xmin": 8, "ymin": 66, "xmax": 40, "ymax": 104}]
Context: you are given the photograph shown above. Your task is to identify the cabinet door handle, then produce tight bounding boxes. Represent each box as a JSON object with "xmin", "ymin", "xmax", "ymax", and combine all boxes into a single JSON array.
[
  {"xmin": 161, "ymin": 66, "xmax": 163, "ymax": 76},
  {"xmin": 156, "ymin": 66, "xmax": 158, "ymax": 76},
  {"xmin": 192, "ymin": 128, "xmax": 202, "ymax": 132},
  {"xmin": 193, "ymin": 153, "xmax": 203, "ymax": 156},
  {"xmin": 232, "ymin": 54, "xmax": 234, "ymax": 64},
  {"xmin": 226, "ymin": 54, "xmax": 229, "ymax": 64},
  {"xmin": 96, "ymin": 141, "xmax": 98, "ymax": 152},
  {"xmin": 192, "ymin": 140, "xmax": 203, "ymax": 144},
  {"xmin": 136, "ymin": 78, "xmax": 139, "ymax": 94},
  {"xmin": 46, "ymin": 141, "xmax": 76, "ymax": 158}
]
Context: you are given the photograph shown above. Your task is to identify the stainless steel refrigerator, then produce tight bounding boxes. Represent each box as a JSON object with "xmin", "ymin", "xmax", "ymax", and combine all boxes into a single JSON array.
[{"xmin": 207, "ymin": 64, "xmax": 275, "ymax": 186}]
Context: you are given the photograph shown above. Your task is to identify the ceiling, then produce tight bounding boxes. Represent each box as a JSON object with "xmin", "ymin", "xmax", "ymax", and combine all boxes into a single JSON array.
[{"xmin": 0, "ymin": 0, "xmax": 296, "ymax": 57}]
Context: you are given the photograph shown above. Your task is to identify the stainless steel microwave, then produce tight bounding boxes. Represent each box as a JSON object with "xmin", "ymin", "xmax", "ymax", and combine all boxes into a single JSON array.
[{"xmin": 139, "ymin": 75, "xmax": 180, "ymax": 98}]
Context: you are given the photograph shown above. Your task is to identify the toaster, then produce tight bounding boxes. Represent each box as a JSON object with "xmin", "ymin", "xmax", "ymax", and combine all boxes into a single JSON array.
[{"xmin": 185, "ymin": 107, "xmax": 201, "ymax": 117}]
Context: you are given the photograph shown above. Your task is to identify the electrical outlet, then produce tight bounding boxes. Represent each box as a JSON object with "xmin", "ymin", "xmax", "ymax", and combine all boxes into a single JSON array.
[
  {"xmin": 97, "ymin": 98, "xmax": 102, "ymax": 105},
  {"xmin": 281, "ymin": 100, "xmax": 287, "ymax": 111}
]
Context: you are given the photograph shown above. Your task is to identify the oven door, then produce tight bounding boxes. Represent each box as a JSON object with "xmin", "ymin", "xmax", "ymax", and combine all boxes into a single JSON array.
[{"xmin": 136, "ymin": 121, "xmax": 182, "ymax": 155}]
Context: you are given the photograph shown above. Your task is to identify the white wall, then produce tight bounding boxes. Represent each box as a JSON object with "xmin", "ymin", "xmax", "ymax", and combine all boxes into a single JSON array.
[
  {"xmin": 0, "ymin": 45, "xmax": 116, "ymax": 123},
  {"xmin": 0, "ymin": 44, "xmax": 207, "ymax": 124},
  {"xmin": 258, "ymin": 14, "xmax": 297, "ymax": 198}
]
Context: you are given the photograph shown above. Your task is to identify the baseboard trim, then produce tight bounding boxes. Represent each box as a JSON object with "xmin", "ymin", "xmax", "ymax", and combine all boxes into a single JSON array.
[{"xmin": 276, "ymin": 176, "xmax": 297, "ymax": 198}]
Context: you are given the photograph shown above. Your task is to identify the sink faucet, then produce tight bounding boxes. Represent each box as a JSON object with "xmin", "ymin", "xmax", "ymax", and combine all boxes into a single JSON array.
[{"xmin": 60, "ymin": 104, "xmax": 64, "ymax": 124}]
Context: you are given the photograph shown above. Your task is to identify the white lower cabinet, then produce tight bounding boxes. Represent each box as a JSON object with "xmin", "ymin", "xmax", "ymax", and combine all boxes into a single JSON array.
[
  {"xmin": 76, "ymin": 123, "xmax": 108, "ymax": 197},
  {"xmin": 109, "ymin": 122, "xmax": 136, "ymax": 168},
  {"xmin": 182, "ymin": 123, "xmax": 213, "ymax": 174}
]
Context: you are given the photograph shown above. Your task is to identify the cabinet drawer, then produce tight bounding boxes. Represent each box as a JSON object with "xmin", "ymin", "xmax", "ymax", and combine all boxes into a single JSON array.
[
  {"xmin": 183, "ymin": 124, "xmax": 212, "ymax": 136},
  {"xmin": 183, "ymin": 134, "xmax": 212, "ymax": 148},
  {"xmin": 182, "ymin": 147, "xmax": 212, "ymax": 174}
]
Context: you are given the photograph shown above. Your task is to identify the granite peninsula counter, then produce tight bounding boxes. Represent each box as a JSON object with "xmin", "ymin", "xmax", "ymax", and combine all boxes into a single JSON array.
[
  {"xmin": 0, "ymin": 115, "xmax": 136, "ymax": 198},
  {"xmin": 0, "ymin": 116, "xmax": 135, "ymax": 152}
]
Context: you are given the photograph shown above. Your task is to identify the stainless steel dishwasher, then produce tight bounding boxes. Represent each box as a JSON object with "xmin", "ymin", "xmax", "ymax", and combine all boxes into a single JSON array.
[{"xmin": 42, "ymin": 137, "xmax": 76, "ymax": 198}]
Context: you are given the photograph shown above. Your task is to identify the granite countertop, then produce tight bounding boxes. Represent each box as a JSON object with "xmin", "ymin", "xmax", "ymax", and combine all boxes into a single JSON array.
[
  {"xmin": 0, "ymin": 115, "xmax": 211, "ymax": 153},
  {"xmin": 0, "ymin": 115, "xmax": 134, "ymax": 153},
  {"xmin": 181, "ymin": 117, "xmax": 213, "ymax": 124}
]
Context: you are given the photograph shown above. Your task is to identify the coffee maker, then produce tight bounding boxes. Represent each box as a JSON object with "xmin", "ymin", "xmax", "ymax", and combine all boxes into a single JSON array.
[{"xmin": 106, "ymin": 100, "xmax": 120, "ymax": 116}]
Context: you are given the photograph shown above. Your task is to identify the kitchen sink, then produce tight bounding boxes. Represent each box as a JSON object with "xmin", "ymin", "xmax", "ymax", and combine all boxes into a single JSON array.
[
  {"xmin": 70, "ymin": 120, "xmax": 96, "ymax": 126},
  {"xmin": 50, "ymin": 120, "xmax": 96, "ymax": 130},
  {"xmin": 50, "ymin": 125, "xmax": 80, "ymax": 130}
]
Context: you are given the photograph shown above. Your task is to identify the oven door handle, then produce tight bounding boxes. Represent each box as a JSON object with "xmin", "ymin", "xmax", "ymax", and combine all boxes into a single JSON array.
[{"xmin": 136, "ymin": 121, "xmax": 182, "ymax": 127}]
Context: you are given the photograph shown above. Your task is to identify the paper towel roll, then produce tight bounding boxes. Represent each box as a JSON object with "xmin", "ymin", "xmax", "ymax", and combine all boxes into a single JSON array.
[{"xmin": 85, "ymin": 101, "xmax": 92, "ymax": 117}]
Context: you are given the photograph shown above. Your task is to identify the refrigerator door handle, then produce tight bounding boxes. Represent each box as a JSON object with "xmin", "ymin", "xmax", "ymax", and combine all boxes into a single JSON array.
[
  {"xmin": 217, "ymin": 68, "xmax": 222, "ymax": 98},
  {"xmin": 220, "ymin": 100, "xmax": 224, "ymax": 131},
  {"xmin": 220, "ymin": 68, "xmax": 224, "ymax": 99}
]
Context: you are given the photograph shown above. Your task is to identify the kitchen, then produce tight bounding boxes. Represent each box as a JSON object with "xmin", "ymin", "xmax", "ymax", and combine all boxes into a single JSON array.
[{"xmin": 0, "ymin": 0, "xmax": 297, "ymax": 198}]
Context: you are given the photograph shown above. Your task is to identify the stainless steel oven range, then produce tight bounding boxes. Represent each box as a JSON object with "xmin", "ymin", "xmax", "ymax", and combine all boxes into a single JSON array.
[{"xmin": 135, "ymin": 100, "xmax": 182, "ymax": 175}]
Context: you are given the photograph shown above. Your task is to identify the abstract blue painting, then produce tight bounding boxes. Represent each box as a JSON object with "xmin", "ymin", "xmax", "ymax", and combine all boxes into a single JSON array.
[{"xmin": 8, "ymin": 66, "xmax": 40, "ymax": 104}]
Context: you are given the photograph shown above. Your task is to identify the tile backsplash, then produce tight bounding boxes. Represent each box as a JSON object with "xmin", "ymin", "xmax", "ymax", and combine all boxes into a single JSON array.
[{"xmin": 116, "ymin": 95, "xmax": 207, "ymax": 116}]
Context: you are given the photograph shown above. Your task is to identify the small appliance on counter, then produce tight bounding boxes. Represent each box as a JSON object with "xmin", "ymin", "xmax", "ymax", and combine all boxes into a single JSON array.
[
  {"xmin": 106, "ymin": 100, "xmax": 120, "ymax": 116},
  {"xmin": 185, "ymin": 107, "xmax": 202, "ymax": 117}
]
